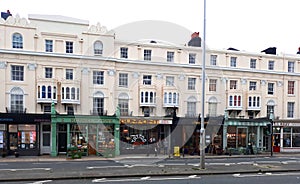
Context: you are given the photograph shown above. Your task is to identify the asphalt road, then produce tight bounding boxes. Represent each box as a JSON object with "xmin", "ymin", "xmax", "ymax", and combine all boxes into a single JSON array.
[
  {"xmin": 4, "ymin": 172, "xmax": 300, "ymax": 184},
  {"xmin": 1, "ymin": 155, "xmax": 300, "ymax": 183}
]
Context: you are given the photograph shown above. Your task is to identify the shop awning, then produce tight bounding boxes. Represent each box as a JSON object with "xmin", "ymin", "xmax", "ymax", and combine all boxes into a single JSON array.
[{"xmin": 225, "ymin": 121, "xmax": 267, "ymax": 126}]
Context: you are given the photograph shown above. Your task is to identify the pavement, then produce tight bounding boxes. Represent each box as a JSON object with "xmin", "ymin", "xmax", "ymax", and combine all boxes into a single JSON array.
[{"xmin": 0, "ymin": 152, "xmax": 300, "ymax": 182}]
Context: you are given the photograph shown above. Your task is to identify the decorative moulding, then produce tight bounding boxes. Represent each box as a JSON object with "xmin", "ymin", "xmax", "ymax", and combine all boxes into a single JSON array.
[
  {"xmin": 178, "ymin": 74, "xmax": 185, "ymax": 81},
  {"xmin": 0, "ymin": 62, "xmax": 7, "ymax": 69},
  {"xmin": 87, "ymin": 22, "xmax": 108, "ymax": 34},
  {"xmin": 27, "ymin": 63, "xmax": 37, "ymax": 70},
  {"xmin": 107, "ymin": 69, "xmax": 115, "ymax": 76},
  {"xmin": 132, "ymin": 72, "xmax": 139, "ymax": 79},
  {"xmin": 81, "ymin": 67, "xmax": 89, "ymax": 75},
  {"xmin": 1, "ymin": 14, "xmax": 34, "ymax": 27},
  {"xmin": 241, "ymin": 78, "xmax": 247, "ymax": 85},
  {"xmin": 156, "ymin": 73, "xmax": 163, "ymax": 79}
]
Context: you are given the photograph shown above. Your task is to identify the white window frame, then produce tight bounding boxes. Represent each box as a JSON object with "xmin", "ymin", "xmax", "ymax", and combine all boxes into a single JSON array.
[
  {"xmin": 66, "ymin": 41, "xmax": 73, "ymax": 53},
  {"xmin": 144, "ymin": 49, "xmax": 152, "ymax": 61},
  {"xmin": 167, "ymin": 51, "xmax": 174, "ymax": 62},
  {"xmin": 189, "ymin": 53, "xmax": 196, "ymax": 64},
  {"xmin": 93, "ymin": 71, "xmax": 104, "ymax": 85},
  {"xmin": 119, "ymin": 73, "xmax": 128, "ymax": 87},
  {"xmin": 11, "ymin": 65, "xmax": 24, "ymax": 81},
  {"xmin": 188, "ymin": 78, "xmax": 196, "ymax": 90}
]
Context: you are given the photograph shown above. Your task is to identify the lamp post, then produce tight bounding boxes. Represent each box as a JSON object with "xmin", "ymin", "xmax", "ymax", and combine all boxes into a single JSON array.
[
  {"xmin": 269, "ymin": 110, "xmax": 274, "ymax": 157},
  {"xmin": 200, "ymin": 0, "xmax": 207, "ymax": 170}
]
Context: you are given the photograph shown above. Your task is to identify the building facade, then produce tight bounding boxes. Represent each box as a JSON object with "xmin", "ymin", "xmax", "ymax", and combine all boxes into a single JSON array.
[{"xmin": 1, "ymin": 13, "xmax": 300, "ymax": 156}]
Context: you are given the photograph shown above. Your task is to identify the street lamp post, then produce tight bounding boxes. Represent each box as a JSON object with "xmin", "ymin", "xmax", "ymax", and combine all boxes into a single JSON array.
[
  {"xmin": 200, "ymin": 0, "xmax": 207, "ymax": 170},
  {"xmin": 269, "ymin": 110, "xmax": 274, "ymax": 157}
]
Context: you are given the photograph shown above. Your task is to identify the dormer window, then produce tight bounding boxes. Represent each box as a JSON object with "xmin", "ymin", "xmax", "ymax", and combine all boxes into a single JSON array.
[
  {"xmin": 12, "ymin": 33, "xmax": 23, "ymax": 49},
  {"xmin": 94, "ymin": 41, "xmax": 103, "ymax": 55}
]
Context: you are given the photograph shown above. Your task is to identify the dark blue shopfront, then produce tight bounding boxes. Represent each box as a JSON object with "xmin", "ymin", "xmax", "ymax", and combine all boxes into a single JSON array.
[{"xmin": 0, "ymin": 113, "xmax": 50, "ymax": 156}]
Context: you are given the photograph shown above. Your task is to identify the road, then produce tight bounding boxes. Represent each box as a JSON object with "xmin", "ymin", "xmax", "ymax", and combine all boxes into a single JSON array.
[
  {"xmin": 4, "ymin": 172, "xmax": 300, "ymax": 184},
  {"xmin": 1, "ymin": 155, "xmax": 300, "ymax": 183}
]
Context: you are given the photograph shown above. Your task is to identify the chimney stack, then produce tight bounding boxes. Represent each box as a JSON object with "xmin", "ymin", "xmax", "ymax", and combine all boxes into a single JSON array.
[
  {"xmin": 297, "ymin": 47, "xmax": 300, "ymax": 54},
  {"xmin": 188, "ymin": 32, "xmax": 201, "ymax": 47}
]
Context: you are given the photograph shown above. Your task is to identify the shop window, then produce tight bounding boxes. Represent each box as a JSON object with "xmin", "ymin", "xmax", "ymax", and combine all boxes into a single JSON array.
[
  {"xmin": 283, "ymin": 128, "xmax": 291, "ymax": 147},
  {"xmin": 18, "ymin": 124, "xmax": 37, "ymax": 150}
]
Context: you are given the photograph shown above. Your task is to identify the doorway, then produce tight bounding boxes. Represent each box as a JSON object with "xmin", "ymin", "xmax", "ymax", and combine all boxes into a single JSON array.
[
  {"xmin": 57, "ymin": 124, "xmax": 67, "ymax": 153},
  {"xmin": 8, "ymin": 133, "xmax": 18, "ymax": 155},
  {"xmin": 40, "ymin": 124, "xmax": 51, "ymax": 154},
  {"xmin": 237, "ymin": 127, "xmax": 247, "ymax": 147},
  {"xmin": 58, "ymin": 133, "xmax": 67, "ymax": 153}
]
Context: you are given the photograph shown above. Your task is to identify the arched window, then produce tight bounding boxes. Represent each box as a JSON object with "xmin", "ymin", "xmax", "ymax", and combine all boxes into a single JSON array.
[
  {"xmin": 118, "ymin": 93, "xmax": 129, "ymax": 116},
  {"xmin": 164, "ymin": 92, "xmax": 167, "ymax": 103},
  {"xmin": 208, "ymin": 96, "xmax": 218, "ymax": 117},
  {"xmin": 187, "ymin": 96, "xmax": 197, "ymax": 117},
  {"xmin": 93, "ymin": 91, "xmax": 104, "ymax": 115},
  {"xmin": 53, "ymin": 87, "xmax": 57, "ymax": 99},
  {"xmin": 47, "ymin": 86, "xmax": 52, "ymax": 98},
  {"xmin": 10, "ymin": 87, "xmax": 24, "ymax": 113},
  {"xmin": 94, "ymin": 41, "xmax": 103, "ymax": 55},
  {"xmin": 71, "ymin": 87, "xmax": 76, "ymax": 100},
  {"xmin": 66, "ymin": 87, "xmax": 70, "ymax": 99},
  {"xmin": 62, "ymin": 87, "xmax": 65, "ymax": 100},
  {"xmin": 12, "ymin": 33, "xmax": 23, "ymax": 49},
  {"xmin": 77, "ymin": 88, "xmax": 80, "ymax": 100},
  {"xmin": 267, "ymin": 100, "xmax": 275, "ymax": 117},
  {"xmin": 168, "ymin": 92, "xmax": 172, "ymax": 104},
  {"xmin": 42, "ymin": 86, "xmax": 46, "ymax": 98},
  {"xmin": 173, "ymin": 93, "xmax": 177, "ymax": 104}
]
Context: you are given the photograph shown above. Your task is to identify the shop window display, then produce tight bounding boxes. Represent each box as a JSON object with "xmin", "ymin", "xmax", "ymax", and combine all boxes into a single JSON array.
[
  {"xmin": 70, "ymin": 124, "xmax": 88, "ymax": 155},
  {"xmin": 69, "ymin": 124, "xmax": 115, "ymax": 157},
  {"xmin": 0, "ymin": 124, "xmax": 7, "ymax": 156},
  {"xmin": 282, "ymin": 127, "xmax": 300, "ymax": 148},
  {"xmin": 18, "ymin": 125, "xmax": 36, "ymax": 149},
  {"xmin": 97, "ymin": 124, "xmax": 115, "ymax": 157},
  {"xmin": 283, "ymin": 128, "xmax": 291, "ymax": 147}
]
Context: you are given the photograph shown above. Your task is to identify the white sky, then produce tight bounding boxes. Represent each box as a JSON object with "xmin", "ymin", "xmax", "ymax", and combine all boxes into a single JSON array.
[{"xmin": 2, "ymin": 0, "xmax": 300, "ymax": 54}]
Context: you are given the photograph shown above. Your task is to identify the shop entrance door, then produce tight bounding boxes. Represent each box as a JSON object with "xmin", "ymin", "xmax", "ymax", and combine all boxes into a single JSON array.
[
  {"xmin": 40, "ymin": 124, "xmax": 51, "ymax": 154},
  {"xmin": 8, "ymin": 133, "xmax": 18, "ymax": 155},
  {"xmin": 237, "ymin": 127, "xmax": 247, "ymax": 147},
  {"xmin": 58, "ymin": 133, "xmax": 67, "ymax": 153}
]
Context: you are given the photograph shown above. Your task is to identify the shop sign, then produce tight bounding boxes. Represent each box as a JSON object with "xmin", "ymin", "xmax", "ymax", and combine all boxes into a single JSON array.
[
  {"xmin": 274, "ymin": 122, "xmax": 300, "ymax": 127},
  {"xmin": 121, "ymin": 119, "xmax": 172, "ymax": 125},
  {"xmin": 69, "ymin": 118, "xmax": 113, "ymax": 124},
  {"xmin": 158, "ymin": 120, "xmax": 172, "ymax": 124},
  {"xmin": 131, "ymin": 134, "xmax": 147, "ymax": 143},
  {"xmin": 0, "ymin": 118, "xmax": 13, "ymax": 122}
]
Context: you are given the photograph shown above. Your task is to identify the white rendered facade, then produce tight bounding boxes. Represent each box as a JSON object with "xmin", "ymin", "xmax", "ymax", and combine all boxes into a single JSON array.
[{"xmin": 1, "ymin": 14, "xmax": 300, "ymax": 153}]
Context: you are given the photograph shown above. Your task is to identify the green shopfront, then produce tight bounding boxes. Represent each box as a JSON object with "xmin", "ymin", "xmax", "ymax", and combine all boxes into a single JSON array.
[
  {"xmin": 51, "ymin": 112, "xmax": 120, "ymax": 157},
  {"xmin": 223, "ymin": 117, "xmax": 270, "ymax": 154}
]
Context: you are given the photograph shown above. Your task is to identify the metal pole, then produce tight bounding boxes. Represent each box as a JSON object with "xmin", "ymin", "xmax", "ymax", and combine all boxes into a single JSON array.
[
  {"xmin": 271, "ymin": 121, "xmax": 273, "ymax": 157},
  {"xmin": 269, "ymin": 110, "xmax": 274, "ymax": 157},
  {"xmin": 200, "ymin": 0, "xmax": 206, "ymax": 170}
]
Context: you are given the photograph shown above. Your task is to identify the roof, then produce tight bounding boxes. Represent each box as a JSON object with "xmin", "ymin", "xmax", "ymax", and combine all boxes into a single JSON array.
[{"xmin": 28, "ymin": 14, "xmax": 89, "ymax": 25}]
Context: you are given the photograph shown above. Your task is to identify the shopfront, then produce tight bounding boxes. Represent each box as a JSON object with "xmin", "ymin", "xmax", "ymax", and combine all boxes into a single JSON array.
[
  {"xmin": 119, "ymin": 118, "xmax": 172, "ymax": 154},
  {"xmin": 173, "ymin": 116, "xmax": 222, "ymax": 155},
  {"xmin": 51, "ymin": 113, "xmax": 120, "ymax": 157},
  {"xmin": 223, "ymin": 118, "xmax": 269, "ymax": 154},
  {"xmin": 0, "ymin": 113, "xmax": 50, "ymax": 156},
  {"xmin": 273, "ymin": 120, "xmax": 300, "ymax": 152}
]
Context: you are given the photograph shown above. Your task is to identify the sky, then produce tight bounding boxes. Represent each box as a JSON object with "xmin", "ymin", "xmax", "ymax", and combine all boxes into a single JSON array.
[{"xmin": 2, "ymin": 0, "xmax": 300, "ymax": 54}]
